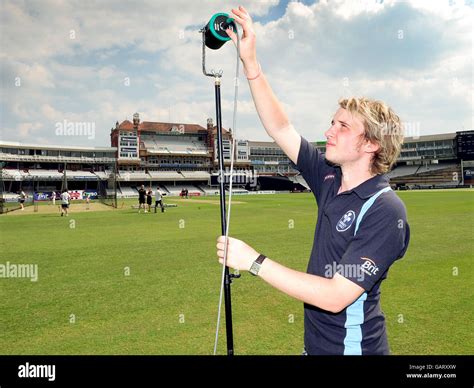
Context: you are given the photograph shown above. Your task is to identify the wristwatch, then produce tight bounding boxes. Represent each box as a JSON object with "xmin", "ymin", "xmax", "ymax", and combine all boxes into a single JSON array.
[{"xmin": 249, "ymin": 254, "xmax": 267, "ymax": 276}]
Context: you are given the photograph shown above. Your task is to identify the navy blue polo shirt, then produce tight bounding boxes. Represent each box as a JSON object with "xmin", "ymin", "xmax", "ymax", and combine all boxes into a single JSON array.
[{"xmin": 294, "ymin": 136, "xmax": 410, "ymax": 355}]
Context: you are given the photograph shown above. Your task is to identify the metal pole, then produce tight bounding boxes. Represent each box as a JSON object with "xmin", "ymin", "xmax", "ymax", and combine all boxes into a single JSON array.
[{"xmin": 214, "ymin": 76, "xmax": 235, "ymax": 355}]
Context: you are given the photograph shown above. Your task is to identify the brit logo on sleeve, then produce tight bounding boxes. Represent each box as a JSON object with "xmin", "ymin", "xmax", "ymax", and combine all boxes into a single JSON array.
[
  {"xmin": 336, "ymin": 210, "xmax": 355, "ymax": 232},
  {"xmin": 360, "ymin": 257, "xmax": 380, "ymax": 276}
]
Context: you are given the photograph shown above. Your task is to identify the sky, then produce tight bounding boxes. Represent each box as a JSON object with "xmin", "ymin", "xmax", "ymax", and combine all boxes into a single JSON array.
[{"xmin": 0, "ymin": 0, "xmax": 472, "ymax": 147}]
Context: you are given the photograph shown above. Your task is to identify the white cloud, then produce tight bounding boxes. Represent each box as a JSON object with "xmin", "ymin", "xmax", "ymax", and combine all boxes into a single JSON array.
[
  {"xmin": 0, "ymin": 0, "xmax": 278, "ymax": 61},
  {"xmin": 0, "ymin": 0, "xmax": 472, "ymax": 147},
  {"xmin": 18, "ymin": 122, "xmax": 43, "ymax": 138}
]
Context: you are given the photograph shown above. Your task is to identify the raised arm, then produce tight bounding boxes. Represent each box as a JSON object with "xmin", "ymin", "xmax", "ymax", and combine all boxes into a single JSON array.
[{"xmin": 226, "ymin": 6, "xmax": 301, "ymax": 164}]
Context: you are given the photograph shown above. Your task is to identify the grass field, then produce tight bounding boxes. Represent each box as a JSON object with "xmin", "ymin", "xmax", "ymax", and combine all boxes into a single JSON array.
[{"xmin": 0, "ymin": 190, "xmax": 473, "ymax": 355}]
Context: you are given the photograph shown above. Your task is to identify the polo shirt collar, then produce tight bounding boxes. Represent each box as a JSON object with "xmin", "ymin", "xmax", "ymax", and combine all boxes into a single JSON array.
[{"xmin": 334, "ymin": 168, "xmax": 390, "ymax": 199}]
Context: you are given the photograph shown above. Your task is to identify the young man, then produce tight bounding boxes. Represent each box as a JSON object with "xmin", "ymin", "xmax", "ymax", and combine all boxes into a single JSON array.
[
  {"xmin": 51, "ymin": 191, "xmax": 56, "ymax": 206},
  {"xmin": 138, "ymin": 184, "xmax": 146, "ymax": 213},
  {"xmin": 216, "ymin": 6, "xmax": 410, "ymax": 355},
  {"xmin": 60, "ymin": 189, "xmax": 70, "ymax": 217},
  {"xmin": 154, "ymin": 187, "xmax": 165, "ymax": 213}
]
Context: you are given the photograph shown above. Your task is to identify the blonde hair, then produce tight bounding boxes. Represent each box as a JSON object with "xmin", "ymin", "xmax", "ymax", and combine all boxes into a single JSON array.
[{"xmin": 339, "ymin": 97, "xmax": 403, "ymax": 175}]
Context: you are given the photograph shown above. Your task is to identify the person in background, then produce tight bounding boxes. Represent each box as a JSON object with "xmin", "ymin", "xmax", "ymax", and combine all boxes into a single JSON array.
[
  {"xmin": 138, "ymin": 185, "xmax": 146, "ymax": 213},
  {"xmin": 60, "ymin": 189, "xmax": 70, "ymax": 217},
  {"xmin": 146, "ymin": 188, "xmax": 153, "ymax": 213},
  {"xmin": 85, "ymin": 193, "xmax": 91, "ymax": 210},
  {"xmin": 18, "ymin": 190, "xmax": 27, "ymax": 211},
  {"xmin": 154, "ymin": 187, "xmax": 165, "ymax": 213}
]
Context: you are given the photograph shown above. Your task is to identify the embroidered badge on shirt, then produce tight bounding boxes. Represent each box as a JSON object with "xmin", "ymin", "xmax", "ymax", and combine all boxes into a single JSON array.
[{"xmin": 336, "ymin": 210, "xmax": 356, "ymax": 232}]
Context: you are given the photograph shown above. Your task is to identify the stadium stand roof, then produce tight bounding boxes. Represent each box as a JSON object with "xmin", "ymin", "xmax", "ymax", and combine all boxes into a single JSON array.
[
  {"xmin": 139, "ymin": 122, "xmax": 207, "ymax": 134},
  {"xmin": 0, "ymin": 141, "xmax": 116, "ymax": 152},
  {"xmin": 249, "ymin": 141, "xmax": 281, "ymax": 148},
  {"xmin": 180, "ymin": 171, "xmax": 210, "ymax": 179},
  {"xmin": 25, "ymin": 169, "xmax": 64, "ymax": 179},
  {"xmin": 117, "ymin": 120, "xmax": 232, "ymax": 136},
  {"xmin": 117, "ymin": 120, "xmax": 134, "ymax": 130},
  {"xmin": 404, "ymin": 133, "xmax": 456, "ymax": 142},
  {"xmin": 148, "ymin": 171, "xmax": 184, "ymax": 180}
]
